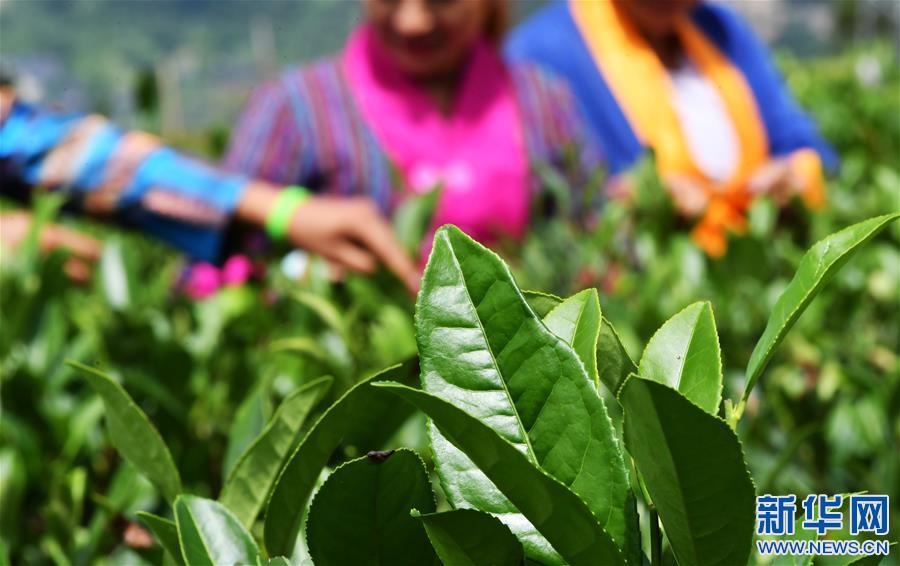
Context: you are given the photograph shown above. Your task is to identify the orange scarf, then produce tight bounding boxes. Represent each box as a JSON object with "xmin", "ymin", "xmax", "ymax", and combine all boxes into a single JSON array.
[{"xmin": 570, "ymin": 0, "xmax": 819, "ymax": 256}]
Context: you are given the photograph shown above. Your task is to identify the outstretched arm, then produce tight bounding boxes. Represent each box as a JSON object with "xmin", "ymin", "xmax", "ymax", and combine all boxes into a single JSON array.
[{"xmin": 0, "ymin": 91, "xmax": 419, "ymax": 291}]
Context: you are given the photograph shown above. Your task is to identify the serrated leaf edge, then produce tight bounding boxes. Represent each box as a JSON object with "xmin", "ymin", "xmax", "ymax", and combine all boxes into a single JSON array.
[
  {"xmin": 376, "ymin": 381, "xmax": 626, "ymax": 564},
  {"xmin": 637, "ymin": 301, "xmax": 723, "ymax": 415},
  {"xmin": 262, "ymin": 363, "xmax": 404, "ymax": 556},
  {"xmin": 219, "ymin": 375, "xmax": 333, "ymax": 522},
  {"xmin": 618, "ymin": 374, "xmax": 757, "ymax": 565},
  {"xmin": 745, "ymin": 213, "xmax": 900, "ymax": 394},
  {"xmin": 304, "ymin": 448, "xmax": 437, "ymax": 561},
  {"xmin": 67, "ymin": 360, "xmax": 183, "ymax": 502}
]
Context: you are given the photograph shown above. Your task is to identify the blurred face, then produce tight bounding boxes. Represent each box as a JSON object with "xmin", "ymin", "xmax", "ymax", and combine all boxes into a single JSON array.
[
  {"xmin": 363, "ymin": 0, "xmax": 493, "ymax": 80},
  {"xmin": 618, "ymin": 0, "xmax": 699, "ymax": 40}
]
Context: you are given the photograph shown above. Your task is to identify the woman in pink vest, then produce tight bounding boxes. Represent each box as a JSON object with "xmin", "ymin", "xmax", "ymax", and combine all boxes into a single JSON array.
[{"xmin": 224, "ymin": 0, "xmax": 602, "ymax": 259}]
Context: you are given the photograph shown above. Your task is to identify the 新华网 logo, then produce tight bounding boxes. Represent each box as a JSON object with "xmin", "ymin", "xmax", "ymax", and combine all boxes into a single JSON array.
[{"xmin": 756, "ymin": 494, "xmax": 890, "ymax": 558}]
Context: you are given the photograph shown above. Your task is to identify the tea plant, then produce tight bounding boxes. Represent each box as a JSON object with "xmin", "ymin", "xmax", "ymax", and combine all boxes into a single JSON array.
[
  {"xmin": 70, "ymin": 215, "xmax": 896, "ymax": 565},
  {"xmin": 509, "ymin": 46, "xmax": 900, "ymax": 524},
  {"xmin": 0, "ymin": 195, "xmax": 420, "ymax": 564},
  {"xmin": 1, "ymin": 46, "xmax": 896, "ymax": 565}
]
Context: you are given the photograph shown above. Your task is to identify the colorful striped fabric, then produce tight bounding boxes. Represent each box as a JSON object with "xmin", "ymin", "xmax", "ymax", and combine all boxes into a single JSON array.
[
  {"xmin": 223, "ymin": 57, "xmax": 604, "ymax": 218},
  {"xmin": 0, "ymin": 100, "xmax": 249, "ymax": 261}
]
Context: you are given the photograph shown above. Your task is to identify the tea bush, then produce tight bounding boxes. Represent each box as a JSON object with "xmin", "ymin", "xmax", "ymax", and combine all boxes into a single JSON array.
[
  {"xmin": 1, "ymin": 46, "xmax": 897, "ymax": 565},
  {"xmin": 66, "ymin": 217, "xmax": 896, "ymax": 565}
]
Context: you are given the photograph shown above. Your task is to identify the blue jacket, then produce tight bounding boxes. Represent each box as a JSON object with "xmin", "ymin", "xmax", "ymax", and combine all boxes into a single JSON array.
[{"xmin": 506, "ymin": 1, "xmax": 838, "ymax": 175}]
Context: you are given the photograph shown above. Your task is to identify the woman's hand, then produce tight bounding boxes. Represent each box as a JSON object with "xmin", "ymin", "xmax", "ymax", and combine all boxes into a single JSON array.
[
  {"xmin": 663, "ymin": 174, "xmax": 709, "ymax": 218},
  {"xmin": 0, "ymin": 210, "xmax": 102, "ymax": 283},
  {"xmin": 605, "ymin": 172, "xmax": 709, "ymax": 218},
  {"xmin": 236, "ymin": 182, "xmax": 420, "ymax": 293},
  {"xmin": 289, "ymin": 196, "xmax": 421, "ymax": 293},
  {"xmin": 747, "ymin": 156, "xmax": 801, "ymax": 205},
  {"xmin": 604, "ymin": 174, "xmax": 635, "ymax": 202}
]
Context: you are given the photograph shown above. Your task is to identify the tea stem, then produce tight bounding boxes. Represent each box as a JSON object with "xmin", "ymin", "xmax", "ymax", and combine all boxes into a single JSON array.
[{"xmin": 650, "ymin": 506, "xmax": 662, "ymax": 566}]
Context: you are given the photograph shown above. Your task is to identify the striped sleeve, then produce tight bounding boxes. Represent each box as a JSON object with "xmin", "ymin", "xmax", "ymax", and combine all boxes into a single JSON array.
[
  {"xmin": 0, "ymin": 101, "xmax": 248, "ymax": 262},
  {"xmin": 511, "ymin": 64, "xmax": 606, "ymax": 215},
  {"xmin": 222, "ymin": 78, "xmax": 305, "ymax": 185}
]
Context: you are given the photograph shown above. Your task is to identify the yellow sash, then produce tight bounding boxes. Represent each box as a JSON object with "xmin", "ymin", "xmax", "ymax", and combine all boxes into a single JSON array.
[{"xmin": 570, "ymin": 0, "xmax": 807, "ymax": 257}]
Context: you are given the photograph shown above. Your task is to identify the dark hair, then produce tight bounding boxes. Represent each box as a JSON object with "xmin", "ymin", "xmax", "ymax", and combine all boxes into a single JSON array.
[
  {"xmin": 0, "ymin": 69, "xmax": 14, "ymax": 88},
  {"xmin": 484, "ymin": 0, "xmax": 509, "ymax": 43}
]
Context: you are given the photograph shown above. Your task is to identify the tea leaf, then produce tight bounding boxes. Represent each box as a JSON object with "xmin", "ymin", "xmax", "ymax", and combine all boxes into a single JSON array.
[
  {"xmin": 598, "ymin": 317, "xmax": 636, "ymax": 396},
  {"xmin": 639, "ymin": 302, "xmax": 722, "ymax": 414},
  {"xmin": 306, "ymin": 449, "xmax": 436, "ymax": 566},
  {"xmin": 416, "ymin": 226, "xmax": 630, "ymax": 561},
  {"xmin": 522, "ymin": 290, "xmax": 563, "ymax": 318},
  {"xmin": 413, "ymin": 508, "xmax": 524, "ymax": 566},
  {"xmin": 620, "ymin": 376, "xmax": 755, "ymax": 566},
  {"xmin": 220, "ymin": 376, "xmax": 332, "ymax": 528},
  {"xmin": 98, "ymin": 240, "xmax": 131, "ymax": 310},
  {"xmin": 744, "ymin": 213, "xmax": 900, "ymax": 402},
  {"xmin": 174, "ymin": 495, "xmax": 259, "ymax": 566},
  {"xmin": 222, "ymin": 384, "xmax": 271, "ymax": 478},
  {"xmin": 291, "ymin": 290, "xmax": 348, "ymax": 341},
  {"xmin": 542, "ymin": 289, "xmax": 601, "ymax": 388},
  {"xmin": 263, "ymin": 361, "xmax": 416, "ymax": 557},
  {"xmin": 378, "ymin": 382, "xmax": 624, "ymax": 566},
  {"xmin": 845, "ymin": 549, "xmax": 893, "ymax": 565},
  {"xmin": 68, "ymin": 361, "xmax": 182, "ymax": 503},
  {"xmin": 393, "ymin": 186, "xmax": 441, "ymax": 255},
  {"xmin": 136, "ymin": 512, "xmax": 183, "ymax": 566},
  {"xmin": 268, "ymin": 337, "xmax": 329, "ymax": 363}
]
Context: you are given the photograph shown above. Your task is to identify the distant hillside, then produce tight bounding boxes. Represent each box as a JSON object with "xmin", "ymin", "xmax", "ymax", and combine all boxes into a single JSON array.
[
  {"xmin": 2, "ymin": 1, "xmax": 362, "ymax": 124},
  {"xmin": 1, "ymin": 0, "xmax": 891, "ymax": 141}
]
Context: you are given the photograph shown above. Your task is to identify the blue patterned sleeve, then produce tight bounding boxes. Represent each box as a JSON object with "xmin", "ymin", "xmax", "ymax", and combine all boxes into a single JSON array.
[{"xmin": 0, "ymin": 101, "xmax": 249, "ymax": 262}]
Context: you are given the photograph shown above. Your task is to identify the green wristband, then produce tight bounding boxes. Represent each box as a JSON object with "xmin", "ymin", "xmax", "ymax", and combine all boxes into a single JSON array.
[{"xmin": 265, "ymin": 186, "xmax": 311, "ymax": 241}]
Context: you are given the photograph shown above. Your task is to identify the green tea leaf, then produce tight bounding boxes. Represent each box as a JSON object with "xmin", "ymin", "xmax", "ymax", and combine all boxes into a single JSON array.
[
  {"xmin": 597, "ymin": 317, "xmax": 636, "ymax": 397},
  {"xmin": 220, "ymin": 376, "xmax": 332, "ymax": 528},
  {"xmin": 416, "ymin": 226, "xmax": 630, "ymax": 561},
  {"xmin": 522, "ymin": 290, "xmax": 563, "ymax": 318},
  {"xmin": 393, "ymin": 186, "xmax": 441, "ymax": 255},
  {"xmin": 542, "ymin": 289, "xmax": 601, "ymax": 388},
  {"xmin": 620, "ymin": 377, "xmax": 755, "ymax": 566},
  {"xmin": 257, "ymin": 558, "xmax": 292, "ymax": 566},
  {"xmin": 69, "ymin": 361, "xmax": 181, "ymax": 503},
  {"xmin": 370, "ymin": 304, "xmax": 418, "ymax": 366},
  {"xmin": 136, "ymin": 512, "xmax": 183, "ymax": 566},
  {"xmin": 845, "ymin": 548, "xmax": 893, "ymax": 565},
  {"xmin": 222, "ymin": 384, "xmax": 271, "ymax": 478},
  {"xmin": 269, "ymin": 337, "xmax": 329, "ymax": 363},
  {"xmin": 263, "ymin": 361, "xmax": 416, "ymax": 557},
  {"xmin": 413, "ymin": 508, "xmax": 524, "ymax": 566},
  {"xmin": 174, "ymin": 495, "xmax": 259, "ymax": 566},
  {"xmin": 0, "ymin": 448, "xmax": 26, "ymax": 542},
  {"xmin": 98, "ymin": 239, "xmax": 131, "ymax": 310},
  {"xmin": 291, "ymin": 290, "xmax": 348, "ymax": 341},
  {"xmin": 638, "ymin": 302, "xmax": 722, "ymax": 414},
  {"xmin": 306, "ymin": 449, "xmax": 436, "ymax": 566},
  {"xmin": 17, "ymin": 192, "xmax": 66, "ymax": 271},
  {"xmin": 0, "ymin": 537, "xmax": 10, "ymax": 566},
  {"xmin": 744, "ymin": 213, "xmax": 900, "ymax": 402},
  {"xmin": 378, "ymin": 382, "xmax": 624, "ymax": 566}
]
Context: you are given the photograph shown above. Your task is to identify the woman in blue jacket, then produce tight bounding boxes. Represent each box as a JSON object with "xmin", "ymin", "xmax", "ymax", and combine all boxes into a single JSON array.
[{"xmin": 507, "ymin": 0, "xmax": 838, "ymax": 256}]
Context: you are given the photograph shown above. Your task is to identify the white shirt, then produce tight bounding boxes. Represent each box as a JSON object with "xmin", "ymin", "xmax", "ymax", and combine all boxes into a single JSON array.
[{"xmin": 668, "ymin": 60, "xmax": 740, "ymax": 183}]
